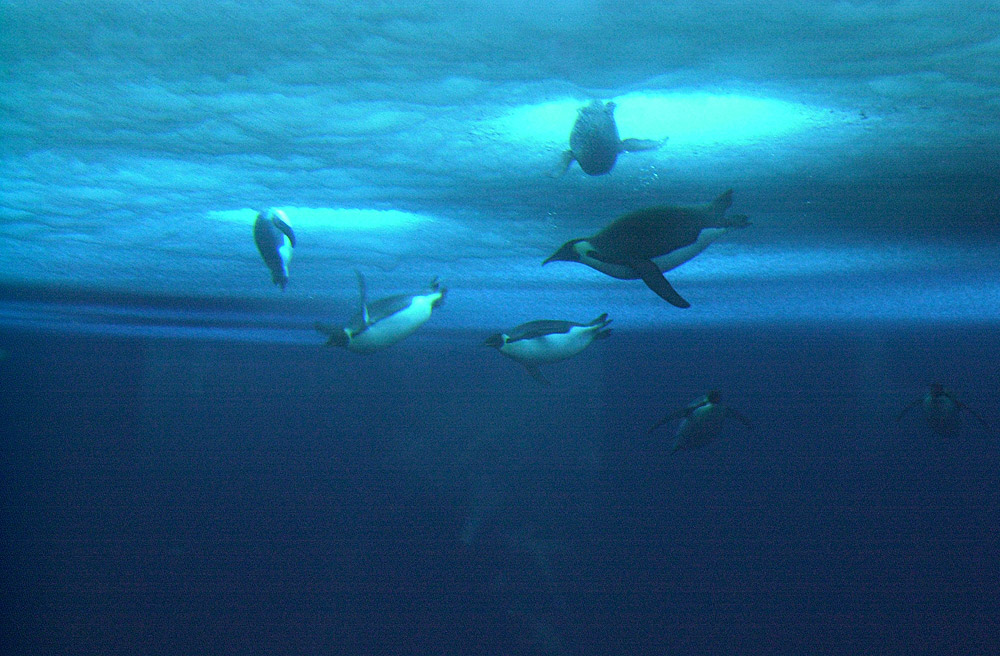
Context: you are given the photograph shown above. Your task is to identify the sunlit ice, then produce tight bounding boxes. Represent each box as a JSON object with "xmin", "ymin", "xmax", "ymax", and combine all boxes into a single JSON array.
[
  {"xmin": 495, "ymin": 91, "xmax": 845, "ymax": 151},
  {"xmin": 209, "ymin": 207, "xmax": 432, "ymax": 231}
]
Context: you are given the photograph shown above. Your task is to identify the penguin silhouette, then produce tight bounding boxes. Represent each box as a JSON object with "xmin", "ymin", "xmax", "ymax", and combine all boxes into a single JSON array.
[
  {"xmin": 897, "ymin": 383, "xmax": 991, "ymax": 436},
  {"xmin": 553, "ymin": 100, "xmax": 660, "ymax": 176},
  {"xmin": 543, "ymin": 190, "xmax": 750, "ymax": 307},
  {"xmin": 483, "ymin": 314, "xmax": 612, "ymax": 385},
  {"xmin": 649, "ymin": 390, "xmax": 752, "ymax": 453},
  {"xmin": 315, "ymin": 271, "xmax": 446, "ymax": 354},
  {"xmin": 253, "ymin": 208, "xmax": 296, "ymax": 289}
]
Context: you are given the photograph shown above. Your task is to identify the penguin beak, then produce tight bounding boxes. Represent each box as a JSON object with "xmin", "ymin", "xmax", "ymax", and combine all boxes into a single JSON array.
[{"xmin": 543, "ymin": 241, "xmax": 575, "ymax": 265}]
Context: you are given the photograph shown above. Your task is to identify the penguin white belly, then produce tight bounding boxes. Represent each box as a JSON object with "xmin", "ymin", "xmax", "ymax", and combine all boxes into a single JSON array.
[
  {"xmin": 578, "ymin": 253, "xmax": 637, "ymax": 280},
  {"xmin": 675, "ymin": 405, "xmax": 726, "ymax": 451},
  {"xmin": 924, "ymin": 396, "xmax": 959, "ymax": 434},
  {"xmin": 348, "ymin": 296, "xmax": 435, "ymax": 354},
  {"xmin": 653, "ymin": 227, "xmax": 730, "ymax": 273},
  {"xmin": 503, "ymin": 326, "xmax": 595, "ymax": 364},
  {"xmin": 570, "ymin": 241, "xmax": 635, "ymax": 279},
  {"xmin": 278, "ymin": 237, "xmax": 293, "ymax": 273}
]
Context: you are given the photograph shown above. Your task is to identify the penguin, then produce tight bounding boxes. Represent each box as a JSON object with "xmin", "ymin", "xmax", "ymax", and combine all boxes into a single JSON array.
[
  {"xmin": 543, "ymin": 189, "xmax": 750, "ymax": 308},
  {"xmin": 648, "ymin": 390, "xmax": 751, "ymax": 453},
  {"xmin": 314, "ymin": 270, "xmax": 445, "ymax": 354},
  {"xmin": 483, "ymin": 314, "xmax": 612, "ymax": 385},
  {"xmin": 553, "ymin": 100, "xmax": 661, "ymax": 176},
  {"xmin": 896, "ymin": 383, "xmax": 990, "ymax": 436},
  {"xmin": 253, "ymin": 208, "xmax": 296, "ymax": 290}
]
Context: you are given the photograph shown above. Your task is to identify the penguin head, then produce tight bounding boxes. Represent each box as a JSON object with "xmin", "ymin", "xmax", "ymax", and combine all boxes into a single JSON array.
[
  {"xmin": 580, "ymin": 99, "xmax": 614, "ymax": 116},
  {"xmin": 543, "ymin": 239, "xmax": 588, "ymax": 265},
  {"xmin": 315, "ymin": 321, "xmax": 350, "ymax": 348},
  {"xmin": 325, "ymin": 330, "xmax": 350, "ymax": 348},
  {"xmin": 482, "ymin": 333, "xmax": 506, "ymax": 350},
  {"xmin": 257, "ymin": 208, "xmax": 296, "ymax": 247},
  {"xmin": 929, "ymin": 382, "xmax": 945, "ymax": 397},
  {"xmin": 706, "ymin": 390, "xmax": 721, "ymax": 404}
]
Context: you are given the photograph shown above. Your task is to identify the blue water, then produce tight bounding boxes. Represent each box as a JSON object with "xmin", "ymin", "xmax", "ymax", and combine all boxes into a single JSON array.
[
  {"xmin": 3, "ymin": 323, "xmax": 998, "ymax": 654},
  {"xmin": 4, "ymin": 1, "xmax": 1000, "ymax": 653}
]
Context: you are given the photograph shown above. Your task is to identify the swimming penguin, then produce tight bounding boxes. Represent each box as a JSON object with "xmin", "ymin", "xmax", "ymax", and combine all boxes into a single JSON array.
[
  {"xmin": 553, "ymin": 100, "xmax": 661, "ymax": 176},
  {"xmin": 253, "ymin": 208, "xmax": 296, "ymax": 290},
  {"xmin": 483, "ymin": 314, "xmax": 612, "ymax": 385},
  {"xmin": 648, "ymin": 390, "xmax": 751, "ymax": 453},
  {"xmin": 896, "ymin": 383, "xmax": 990, "ymax": 436},
  {"xmin": 543, "ymin": 189, "xmax": 750, "ymax": 308},
  {"xmin": 314, "ymin": 270, "xmax": 445, "ymax": 354}
]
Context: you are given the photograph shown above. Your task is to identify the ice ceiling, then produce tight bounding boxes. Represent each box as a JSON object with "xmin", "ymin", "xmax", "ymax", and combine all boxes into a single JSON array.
[{"xmin": 1, "ymin": 0, "xmax": 999, "ymax": 332}]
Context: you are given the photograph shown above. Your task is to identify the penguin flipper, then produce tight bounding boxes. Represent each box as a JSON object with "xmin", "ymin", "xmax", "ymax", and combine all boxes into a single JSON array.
[
  {"xmin": 274, "ymin": 217, "xmax": 296, "ymax": 247},
  {"xmin": 958, "ymin": 401, "xmax": 992, "ymax": 433},
  {"xmin": 550, "ymin": 150, "xmax": 575, "ymax": 177},
  {"xmin": 620, "ymin": 138, "xmax": 661, "ymax": 153},
  {"xmin": 633, "ymin": 259, "xmax": 690, "ymax": 308},
  {"xmin": 354, "ymin": 269, "xmax": 370, "ymax": 325},
  {"xmin": 727, "ymin": 407, "xmax": 753, "ymax": 431},
  {"xmin": 523, "ymin": 364, "xmax": 551, "ymax": 386},
  {"xmin": 647, "ymin": 415, "xmax": 671, "ymax": 435},
  {"xmin": 649, "ymin": 405, "xmax": 690, "ymax": 433}
]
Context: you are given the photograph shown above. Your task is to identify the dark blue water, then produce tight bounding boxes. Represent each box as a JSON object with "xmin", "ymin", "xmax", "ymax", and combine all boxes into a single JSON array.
[{"xmin": 2, "ymin": 323, "xmax": 998, "ymax": 655}]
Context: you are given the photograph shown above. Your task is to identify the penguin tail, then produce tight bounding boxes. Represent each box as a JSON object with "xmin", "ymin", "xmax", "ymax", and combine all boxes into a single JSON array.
[
  {"xmin": 712, "ymin": 189, "xmax": 734, "ymax": 218},
  {"xmin": 549, "ymin": 150, "xmax": 575, "ymax": 178},
  {"xmin": 589, "ymin": 312, "xmax": 611, "ymax": 327},
  {"xmin": 726, "ymin": 213, "xmax": 751, "ymax": 229},
  {"xmin": 647, "ymin": 416, "xmax": 670, "ymax": 435},
  {"xmin": 314, "ymin": 321, "xmax": 349, "ymax": 348},
  {"xmin": 271, "ymin": 271, "xmax": 289, "ymax": 289},
  {"xmin": 430, "ymin": 278, "xmax": 447, "ymax": 308}
]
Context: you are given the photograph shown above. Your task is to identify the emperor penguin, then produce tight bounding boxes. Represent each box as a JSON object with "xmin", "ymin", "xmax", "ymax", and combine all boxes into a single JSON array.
[
  {"xmin": 483, "ymin": 314, "xmax": 612, "ymax": 385},
  {"xmin": 553, "ymin": 100, "xmax": 661, "ymax": 176},
  {"xmin": 543, "ymin": 189, "xmax": 750, "ymax": 308},
  {"xmin": 314, "ymin": 270, "xmax": 445, "ymax": 354},
  {"xmin": 896, "ymin": 383, "xmax": 991, "ymax": 436},
  {"xmin": 253, "ymin": 208, "xmax": 296, "ymax": 290},
  {"xmin": 648, "ymin": 390, "xmax": 752, "ymax": 453}
]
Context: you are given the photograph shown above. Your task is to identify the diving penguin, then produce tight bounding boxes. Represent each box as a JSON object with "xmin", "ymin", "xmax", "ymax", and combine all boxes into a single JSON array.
[
  {"xmin": 543, "ymin": 189, "xmax": 750, "ymax": 308},
  {"xmin": 314, "ymin": 271, "xmax": 446, "ymax": 354},
  {"xmin": 896, "ymin": 383, "xmax": 991, "ymax": 436},
  {"xmin": 483, "ymin": 314, "xmax": 612, "ymax": 385},
  {"xmin": 553, "ymin": 100, "xmax": 661, "ymax": 176},
  {"xmin": 253, "ymin": 208, "xmax": 296, "ymax": 290},
  {"xmin": 648, "ymin": 390, "xmax": 751, "ymax": 453}
]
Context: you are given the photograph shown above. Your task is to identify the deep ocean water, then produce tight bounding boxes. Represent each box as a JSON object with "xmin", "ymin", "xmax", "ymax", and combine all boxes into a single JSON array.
[{"xmin": 2, "ymin": 1, "xmax": 1000, "ymax": 654}]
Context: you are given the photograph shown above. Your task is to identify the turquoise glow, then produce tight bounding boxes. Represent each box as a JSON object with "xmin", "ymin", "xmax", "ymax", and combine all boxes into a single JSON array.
[
  {"xmin": 495, "ymin": 92, "xmax": 840, "ymax": 150},
  {"xmin": 210, "ymin": 207, "xmax": 430, "ymax": 231}
]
